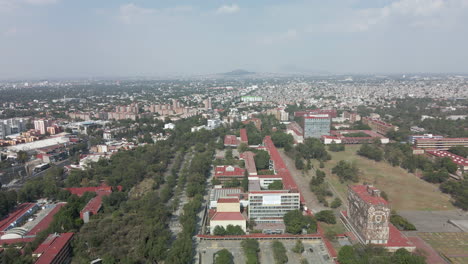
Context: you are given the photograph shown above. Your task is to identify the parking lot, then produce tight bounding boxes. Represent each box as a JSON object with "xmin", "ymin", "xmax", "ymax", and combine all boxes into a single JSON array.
[{"xmin": 198, "ymin": 239, "xmax": 333, "ymax": 264}]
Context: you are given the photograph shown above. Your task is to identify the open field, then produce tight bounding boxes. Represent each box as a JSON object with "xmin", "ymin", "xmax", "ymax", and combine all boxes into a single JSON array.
[
  {"xmin": 418, "ymin": 232, "xmax": 468, "ymax": 264},
  {"xmin": 317, "ymin": 145, "xmax": 454, "ymax": 211}
]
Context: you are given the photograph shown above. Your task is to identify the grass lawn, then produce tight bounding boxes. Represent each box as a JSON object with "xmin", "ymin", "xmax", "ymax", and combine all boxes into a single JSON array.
[
  {"xmin": 317, "ymin": 145, "xmax": 454, "ymax": 211},
  {"xmin": 418, "ymin": 232, "xmax": 468, "ymax": 264}
]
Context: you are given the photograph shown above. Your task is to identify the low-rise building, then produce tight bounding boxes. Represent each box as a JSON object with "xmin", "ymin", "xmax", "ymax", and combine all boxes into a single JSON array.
[
  {"xmin": 33, "ymin": 233, "xmax": 74, "ymax": 264},
  {"xmin": 214, "ymin": 165, "xmax": 246, "ymax": 183},
  {"xmin": 210, "ymin": 198, "xmax": 246, "ymax": 234}
]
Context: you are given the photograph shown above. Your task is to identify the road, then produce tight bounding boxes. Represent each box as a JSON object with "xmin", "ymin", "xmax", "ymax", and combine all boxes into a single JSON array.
[{"xmin": 6, "ymin": 159, "xmax": 71, "ymax": 190}]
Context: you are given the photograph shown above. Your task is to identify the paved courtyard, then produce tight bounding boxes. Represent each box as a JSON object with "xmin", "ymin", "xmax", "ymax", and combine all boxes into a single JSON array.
[{"xmin": 398, "ymin": 210, "xmax": 468, "ymax": 233}]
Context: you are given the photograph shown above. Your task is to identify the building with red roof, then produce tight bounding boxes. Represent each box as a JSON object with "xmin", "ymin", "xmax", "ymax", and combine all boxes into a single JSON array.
[
  {"xmin": 239, "ymin": 128, "xmax": 248, "ymax": 144},
  {"xmin": 0, "ymin": 203, "xmax": 38, "ymax": 233},
  {"xmin": 65, "ymin": 183, "xmax": 122, "ymax": 223},
  {"xmin": 240, "ymin": 151, "xmax": 257, "ymax": 176},
  {"xmin": 33, "ymin": 232, "xmax": 74, "ymax": 264},
  {"xmin": 214, "ymin": 165, "xmax": 246, "ymax": 183},
  {"xmin": 426, "ymin": 150, "xmax": 468, "ymax": 175},
  {"xmin": 323, "ymin": 130, "xmax": 389, "ymax": 145},
  {"xmin": 242, "ymin": 118, "xmax": 262, "ymax": 130},
  {"xmin": 362, "ymin": 117, "xmax": 398, "ymax": 135},
  {"xmin": 210, "ymin": 197, "xmax": 246, "ymax": 234},
  {"xmin": 341, "ymin": 185, "xmax": 415, "ymax": 252},
  {"xmin": 224, "ymin": 135, "xmax": 239, "ymax": 147},
  {"xmin": 27, "ymin": 203, "xmax": 66, "ymax": 236}
]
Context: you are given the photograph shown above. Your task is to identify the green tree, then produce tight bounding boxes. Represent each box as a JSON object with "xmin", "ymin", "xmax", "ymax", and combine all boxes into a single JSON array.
[
  {"xmin": 330, "ymin": 197, "xmax": 342, "ymax": 209},
  {"xmin": 332, "ymin": 160, "xmax": 359, "ymax": 182},
  {"xmin": 16, "ymin": 150, "xmax": 28, "ymax": 163},
  {"xmin": 315, "ymin": 210, "xmax": 336, "ymax": 224},
  {"xmin": 292, "ymin": 239, "xmax": 304, "ymax": 253},
  {"xmin": 295, "ymin": 157, "xmax": 304, "ymax": 170},
  {"xmin": 215, "ymin": 249, "xmax": 234, "ymax": 264},
  {"xmin": 271, "ymin": 240, "xmax": 288, "ymax": 264},
  {"xmin": 254, "ymin": 150, "xmax": 270, "ymax": 170}
]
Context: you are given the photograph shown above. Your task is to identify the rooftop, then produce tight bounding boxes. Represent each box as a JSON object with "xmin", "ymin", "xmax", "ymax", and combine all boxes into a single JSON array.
[
  {"xmin": 217, "ymin": 197, "xmax": 240, "ymax": 204},
  {"xmin": 211, "ymin": 211, "xmax": 245, "ymax": 221},
  {"xmin": 224, "ymin": 135, "xmax": 239, "ymax": 146},
  {"xmin": 240, "ymin": 128, "xmax": 248, "ymax": 143},
  {"xmin": 426, "ymin": 150, "xmax": 468, "ymax": 166},
  {"xmin": 34, "ymin": 232, "xmax": 74, "ymax": 264},
  {"xmin": 214, "ymin": 165, "xmax": 245, "ymax": 177},
  {"xmin": 0, "ymin": 203, "xmax": 36, "ymax": 232},
  {"xmin": 27, "ymin": 203, "xmax": 66, "ymax": 236},
  {"xmin": 350, "ymin": 185, "xmax": 388, "ymax": 205}
]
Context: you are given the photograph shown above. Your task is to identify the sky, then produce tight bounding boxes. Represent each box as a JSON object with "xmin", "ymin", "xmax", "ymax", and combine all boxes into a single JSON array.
[{"xmin": 1, "ymin": 0, "xmax": 468, "ymax": 78}]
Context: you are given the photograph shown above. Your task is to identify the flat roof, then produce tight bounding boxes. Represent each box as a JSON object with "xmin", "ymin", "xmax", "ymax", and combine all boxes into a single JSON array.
[
  {"xmin": 27, "ymin": 203, "xmax": 66, "ymax": 236},
  {"xmin": 350, "ymin": 185, "xmax": 388, "ymax": 205},
  {"xmin": 224, "ymin": 135, "xmax": 239, "ymax": 146},
  {"xmin": 215, "ymin": 165, "xmax": 245, "ymax": 177},
  {"xmin": 240, "ymin": 151, "xmax": 257, "ymax": 175},
  {"xmin": 240, "ymin": 128, "xmax": 248, "ymax": 143},
  {"xmin": 217, "ymin": 197, "xmax": 240, "ymax": 204},
  {"xmin": 211, "ymin": 212, "xmax": 245, "ymax": 221},
  {"xmin": 0, "ymin": 203, "xmax": 36, "ymax": 232},
  {"xmin": 6, "ymin": 135, "xmax": 70, "ymax": 152},
  {"xmin": 426, "ymin": 150, "xmax": 468, "ymax": 166}
]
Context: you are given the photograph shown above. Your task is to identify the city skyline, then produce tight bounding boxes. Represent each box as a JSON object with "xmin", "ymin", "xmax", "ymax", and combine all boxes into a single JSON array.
[{"xmin": 1, "ymin": 0, "xmax": 468, "ymax": 79}]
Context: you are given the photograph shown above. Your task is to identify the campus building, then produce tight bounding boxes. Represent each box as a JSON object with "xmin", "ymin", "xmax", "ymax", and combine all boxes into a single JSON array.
[
  {"xmin": 33, "ymin": 233, "xmax": 74, "ymax": 264},
  {"xmin": 209, "ymin": 198, "xmax": 246, "ymax": 234},
  {"xmin": 214, "ymin": 165, "xmax": 246, "ymax": 183},
  {"xmin": 341, "ymin": 185, "xmax": 415, "ymax": 252},
  {"xmin": 304, "ymin": 115, "xmax": 331, "ymax": 138},
  {"xmin": 414, "ymin": 138, "xmax": 468, "ymax": 150},
  {"xmin": 362, "ymin": 117, "xmax": 397, "ymax": 135},
  {"xmin": 346, "ymin": 185, "xmax": 390, "ymax": 244},
  {"xmin": 408, "ymin": 134, "xmax": 443, "ymax": 144},
  {"xmin": 248, "ymin": 191, "xmax": 300, "ymax": 224}
]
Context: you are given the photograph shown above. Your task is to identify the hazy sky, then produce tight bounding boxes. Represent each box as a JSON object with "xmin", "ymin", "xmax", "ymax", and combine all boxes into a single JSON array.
[{"xmin": 1, "ymin": 0, "xmax": 468, "ymax": 78}]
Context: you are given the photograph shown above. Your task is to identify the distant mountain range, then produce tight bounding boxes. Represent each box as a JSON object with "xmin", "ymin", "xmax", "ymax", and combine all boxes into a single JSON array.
[{"xmin": 221, "ymin": 69, "xmax": 255, "ymax": 76}]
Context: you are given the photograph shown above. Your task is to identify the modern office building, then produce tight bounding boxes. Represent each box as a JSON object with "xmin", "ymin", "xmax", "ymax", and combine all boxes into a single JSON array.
[
  {"xmin": 303, "ymin": 114, "xmax": 331, "ymax": 138},
  {"xmin": 248, "ymin": 190, "xmax": 300, "ymax": 223},
  {"xmin": 408, "ymin": 134, "xmax": 443, "ymax": 144},
  {"xmin": 0, "ymin": 118, "xmax": 28, "ymax": 139},
  {"xmin": 414, "ymin": 138, "xmax": 468, "ymax": 150}
]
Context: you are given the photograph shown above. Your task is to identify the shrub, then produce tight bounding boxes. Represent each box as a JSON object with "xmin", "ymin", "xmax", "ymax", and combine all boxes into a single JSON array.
[
  {"xmin": 315, "ymin": 210, "xmax": 336, "ymax": 224},
  {"xmin": 292, "ymin": 240, "xmax": 304, "ymax": 253},
  {"xmin": 271, "ymin": 240, "xmax": 288, "ymax": 264},
  {"xmin": 330, "ymin": 197, "xmax": 342, "ymax": 208}
]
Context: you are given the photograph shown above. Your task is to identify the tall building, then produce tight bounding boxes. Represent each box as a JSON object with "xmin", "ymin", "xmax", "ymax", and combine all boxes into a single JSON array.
[
  {"xmin": 303, "ymin": 114, "xmax": 331, "ymax": 138},
  {"xmin": 248, "ymin": 190, "xmax": 300, "ymax": 223},
  {"xmin": 346, "ymin": 185, "xmax": 390, "ymax": 244},
  {"xmin": 204, "ymin": 97, "xmax": 212, "ymax": 110},
  {"xmin": 34, "ymin": 119, "xmax": 50, "ymax": 135}
]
